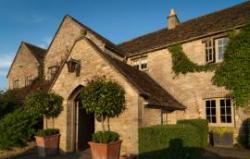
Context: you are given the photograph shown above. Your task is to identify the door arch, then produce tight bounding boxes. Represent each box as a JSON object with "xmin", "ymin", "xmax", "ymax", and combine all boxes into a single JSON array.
[{"xmin": 68, "ymin": 85, "xmax": 95, "ymax": 151}]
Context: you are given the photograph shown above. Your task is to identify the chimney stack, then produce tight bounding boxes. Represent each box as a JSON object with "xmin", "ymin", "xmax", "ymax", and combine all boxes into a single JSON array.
[{"xmin": 167, "ymin": 8, "xmax": 180, "ymax": 29}]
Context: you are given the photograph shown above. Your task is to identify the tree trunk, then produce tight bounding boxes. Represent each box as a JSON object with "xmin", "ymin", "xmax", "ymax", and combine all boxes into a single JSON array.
[{"xmin": 101, "ymin": 115, "xmax": 105, "ymax": 132}]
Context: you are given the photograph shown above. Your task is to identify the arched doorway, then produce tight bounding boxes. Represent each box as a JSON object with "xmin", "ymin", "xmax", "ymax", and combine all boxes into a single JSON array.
[{"xmin": 68, "ymin": 85, "xmax": 95, "ymax": 151}]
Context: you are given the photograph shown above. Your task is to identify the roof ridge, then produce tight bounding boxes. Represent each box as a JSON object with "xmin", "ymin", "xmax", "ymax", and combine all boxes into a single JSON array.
[
  {"xmin": 22, "ymin": 41, "xmax": 47, "ymax": 51},
  {"xmin": 66, "ymin": 15, "xmax": 116, "ymax": 46},
  {"xmin": 118, "ymin": 1, "xmax": 250, "ymax": 47}
]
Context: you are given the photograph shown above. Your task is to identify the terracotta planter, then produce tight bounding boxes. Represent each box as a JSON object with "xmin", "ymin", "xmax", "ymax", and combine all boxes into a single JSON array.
[
  {"xmin": 35, "ymin": 134, "xmax": 60, "ymax": 157},
  {"xmin": 89, "ymin": 140, "xmax": 122, "ymax": 159}
]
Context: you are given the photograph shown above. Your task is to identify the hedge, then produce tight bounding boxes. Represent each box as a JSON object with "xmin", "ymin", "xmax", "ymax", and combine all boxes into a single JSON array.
[
  {"xmin": 177, "ymin": 119, "xmax": 208, "ymax": 147},
  {"xmin": 0, "ymin": 109, "xmax": 40, "ymax": 149},
  {"xmin": 139, "ymin": 119, "xmax": 208, "ymax": 159}
]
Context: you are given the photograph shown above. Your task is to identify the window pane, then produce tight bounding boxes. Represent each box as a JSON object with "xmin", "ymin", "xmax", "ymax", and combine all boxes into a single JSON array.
[
  {"xmin": 212, "ymin": 107, "xmax": 216, "ymax": 114},
  {"xmin": 226, "ymin": 107, "xmax": 231, "ymax": 114},
  {"xmin": 206, "ymin": 108, "xmax": 210, "ymax": 115},
  {"xmin": 221, "ymin": 116, "xmax": 226, "ymax": 123},
  {"xmin": 227, "ymin": 116, "xmax": 232, "ymax": 123},
  {"xmin": 211, "ymin": 100, "xmax": 216, "ymax": 107},
  {"xmin": 212, "ymin": 116, "xmax": 216, "ymax": 123},
  {"xmin": 220, "ymin": 99, "xmax": 225, "ymax": 107},
  {"xmin": 226, "ymin": 99, "xmax": 231, "ymax": 106},
  {"xmin": 221, "ymin": 107, "xmax": 225, "ymax": 115},
  {"xmin": 141, "ymin": 63, "xmax": 147, "ymax": 69}
]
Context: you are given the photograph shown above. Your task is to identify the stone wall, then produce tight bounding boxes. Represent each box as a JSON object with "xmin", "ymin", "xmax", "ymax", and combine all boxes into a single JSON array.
[
  {"xmin": 48, "ymin": 39, "xmax": 140, "ymax": 155},
  {"xmin": 128, "ymin": 36, "xmax": 248, "ymax": 140},
  {"xmin": 44, "ymin": 16, "xmax": 84, "ymax": 80},
  {"xmin": 8, "ymin": 44, "xmax": 39, "ymax": 89}
]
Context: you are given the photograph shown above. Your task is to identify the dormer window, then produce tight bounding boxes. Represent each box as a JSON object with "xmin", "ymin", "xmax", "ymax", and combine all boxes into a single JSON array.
[
  {"xmin": 132, "ymin": 57, "xmax": 148, "ymax": 71},
  {"xmin": 47, "ymin": 66, "xmax": 58, "ymax": 81},
  {"xmin": 205, "ymin": 37, "xmax": 229, "ymax": 64}
]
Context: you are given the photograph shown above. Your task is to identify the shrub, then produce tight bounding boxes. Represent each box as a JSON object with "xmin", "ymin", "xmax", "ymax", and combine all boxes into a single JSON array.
[
  {"xmin": 139, "ymin": 124, "xmax": 203, "ymax": 159},
  {"xmin": 177, "ymin": 119, "xmax": 208, "ymax": 147},
  {"xmin": 0, "ymin": 90, "xmax": 19, "ymax": 119},
  {"xmin": 0, "ymin": 109, "xmax": 39, "ymax": 149},
  {"xmin": 25, "ymin": 91, "xmax": 63, "ymax": 119},
  {"xmin": 92, "ymin": 131, "xmax": 119, "ymax": 143},
  {"xmin": 36, "ymin": 128, "xmax": 59, "ymax": 137}
]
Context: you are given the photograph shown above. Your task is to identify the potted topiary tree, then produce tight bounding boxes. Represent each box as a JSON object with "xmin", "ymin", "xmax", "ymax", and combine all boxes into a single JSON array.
[
  {"xmin": 80, "ymin": 77, "xmax": 125, "ymax": 159},
  {"xmin": 25, "ymin": 91, "xmax": 63, "ymax": 157}
]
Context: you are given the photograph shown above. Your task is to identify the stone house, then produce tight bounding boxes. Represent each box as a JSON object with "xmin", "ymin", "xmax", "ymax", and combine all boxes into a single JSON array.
[
  {"xmin": 7, "ymin": 1, "xmax": 250, "ymax": 155},
  {"xmin": 7, "ymin": 42, "xmax": 46, "ymax": 89}
]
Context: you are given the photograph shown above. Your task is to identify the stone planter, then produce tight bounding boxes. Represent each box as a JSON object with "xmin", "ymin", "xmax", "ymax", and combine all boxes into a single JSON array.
[
  {"xmin": 212, "ymin": 132, "xmax": 233, "ymax": 148},
  {"xmin": 35, "ymin": 134, "xmax": 60, "ymax": 157},
  {"xmin": 89, "ymin": 140, "xmax": 122, "ymax": 159}
]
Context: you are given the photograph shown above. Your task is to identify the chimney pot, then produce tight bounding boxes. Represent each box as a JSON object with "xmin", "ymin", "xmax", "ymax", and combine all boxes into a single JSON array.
[{"xmin": 167, "ymin": 8, "xmax": 180, "ymax": 29}]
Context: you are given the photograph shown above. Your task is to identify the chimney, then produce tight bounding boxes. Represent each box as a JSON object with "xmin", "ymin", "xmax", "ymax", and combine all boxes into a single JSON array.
[{"xmin": 167, "ymin": 8, "xmax": 180, "ymax": 29}]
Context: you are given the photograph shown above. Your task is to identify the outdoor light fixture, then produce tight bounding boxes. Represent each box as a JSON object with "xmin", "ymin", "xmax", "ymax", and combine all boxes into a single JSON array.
[{"xmin": 66, "ymin": 58, "xmax": 81, "ymax": 76}]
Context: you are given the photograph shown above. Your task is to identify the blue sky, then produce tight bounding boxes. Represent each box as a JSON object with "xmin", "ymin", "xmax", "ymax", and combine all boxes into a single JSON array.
[{"xmin": 0, "ymin": 0, "xmax": 246, "ymax": 90}]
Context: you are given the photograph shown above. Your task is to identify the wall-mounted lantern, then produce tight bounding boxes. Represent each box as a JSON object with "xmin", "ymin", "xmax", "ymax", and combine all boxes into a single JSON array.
[{"xmin": 66, "ymin": 58, "xmax": 81, "ymax": 76}]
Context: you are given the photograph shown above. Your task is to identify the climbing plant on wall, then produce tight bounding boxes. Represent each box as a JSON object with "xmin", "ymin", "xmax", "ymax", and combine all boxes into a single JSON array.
[
  {"xmin": 168, "ymin": 24, "xmax": 250, "ymax": 107},
  {"xmin": 168, "ymin": 44, "xmax": 217, "ymax": 75},
  {"xmin": 212, "ymin": 25, "xmax": 250, "ymax": 107}
]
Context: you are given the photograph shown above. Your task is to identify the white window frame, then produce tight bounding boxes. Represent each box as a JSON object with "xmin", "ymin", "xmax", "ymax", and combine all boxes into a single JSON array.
[
  {"xmin": 132, "ymin": 57, "xmax": 148, "ymax": 71},
  {"xmin": 205, "ymin": 39, "xmax": 215, "ymax": 64},
  {"xmin": 215, "ymin": 37, "xmax": 229, "ymax": 62},
  {"xmin": 205, "ymin": 98, "xmax": 234, "ymax": 127}
]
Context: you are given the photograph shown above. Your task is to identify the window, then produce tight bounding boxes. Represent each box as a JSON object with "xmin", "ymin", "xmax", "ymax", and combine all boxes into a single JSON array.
[
  {"xmin": 205, "ymin": 98, "xmax": 233, "ymax": 124},
  {"xmin": 205, "ymin": 37, "xmax": 229, "ymax": 63},
  {"xmin": 47, "ymin": 66, "xmax": 58, "ymax": 81},
  {"xmin": 220, "ymin": 98, "xmax": 232, "ymax": 123},
  {"xmin": 132, "ymin": 57, "xmax": 148, "ymax": 71},
  {"xmin": 25, "ymin": 75, "xmax": 33, "ymax": 86},
  {"xmin": 13, "ymin": 79, "xmax": 19, "ymax": 89},
  {"xmin": 205, "ymin": 40, "xmax": 215, "ymax": 63},
  {"xmin": 206, "ymin": 99, "xmax": 216, "ymax": 123},
  {"xmin": 215, "ymin": 38, "xmax": 229, "ymax": 62},
  {"xmin": 161, "ymin": 111, "xmax": 176, "ymax": 125}
]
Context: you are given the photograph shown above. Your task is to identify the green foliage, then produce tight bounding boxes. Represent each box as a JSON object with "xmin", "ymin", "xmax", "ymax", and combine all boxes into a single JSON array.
[
  {"xmin": 209, "ymin": 127, "xmax": 234, "ymax": 136},
  {"xmin": 0, "ymin": 108, "xmax": 40, "ymax": 149},
  {"xmin": 36, "ymin": 128, "xmax": 59, "ymax": 137},
  {"xmin": 80, "ymin": 77, "xmax": 125, "ymax": 120},
  {"xmin": 168, "ymin": 45, "xmax": 217, "ymax": 75},
  {"xmin": 177, "ymin": 119, "xmax": 208, "ymax": 147},
  {"xmin": 25, "ymin": 91, "xmax": 63, "ymax": 118},
  {"xmin": 139, "ymin": 123, "xmax": 204, "ymax": 159},
  {"xmin": 92, "ymin": 131, "xmax": 119, "ymax": 143},
  {"xmin": 0, "ymin": 90, "xmax": 19, "ymax": 119},
  {"xmin": 213, "ymin": 25, "xmax": 250, "ymax": 107}
]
